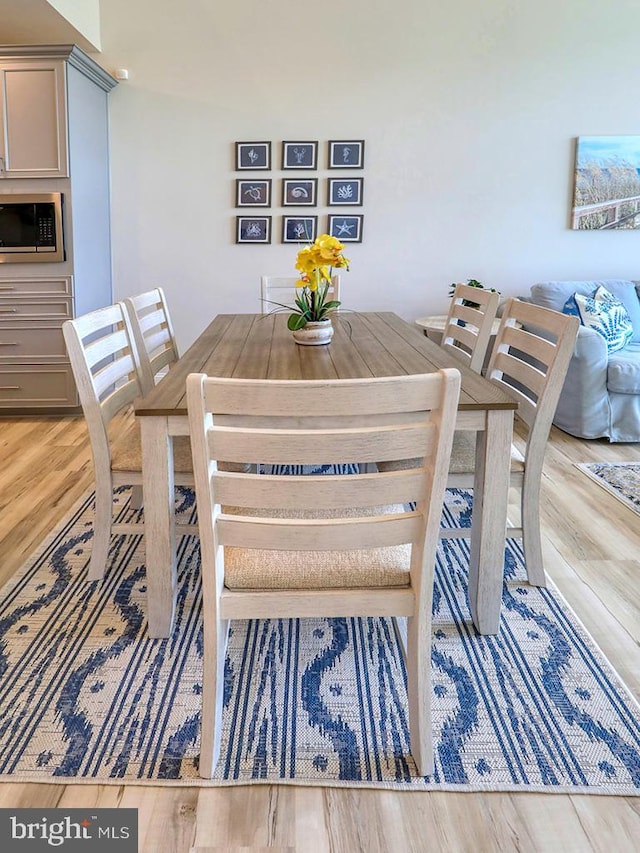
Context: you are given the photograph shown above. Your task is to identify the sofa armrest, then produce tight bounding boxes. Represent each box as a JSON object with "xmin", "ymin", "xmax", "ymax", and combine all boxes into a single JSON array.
[{"xmin": 553, "ymin": 325, "xmax": 611, "ymax": 438}]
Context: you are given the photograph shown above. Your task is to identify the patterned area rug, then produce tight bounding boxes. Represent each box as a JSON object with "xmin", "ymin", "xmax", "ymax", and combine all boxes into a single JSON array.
[
  {"xmin": 1, "ymin": 486, "xmax": 639, "ymax": 792},
  {"xmin": 576, "ymin": 462, "xmax": 640, "ymax": 516}
]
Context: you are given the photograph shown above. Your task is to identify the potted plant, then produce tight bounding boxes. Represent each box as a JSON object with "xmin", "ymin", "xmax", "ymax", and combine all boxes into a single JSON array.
[
  {"xmin": 449, "ymin": 278, "xmax": 500, "ymax": 309},
  {"xmin": 266, "ymin": 234, "xmax": 350, "ymax": 345}
]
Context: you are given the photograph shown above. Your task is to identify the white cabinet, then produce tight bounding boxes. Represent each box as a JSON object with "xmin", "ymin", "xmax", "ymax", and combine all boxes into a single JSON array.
[{"xmin": 0, "ymin": 60, "xmax": 69, "ymax": 179}]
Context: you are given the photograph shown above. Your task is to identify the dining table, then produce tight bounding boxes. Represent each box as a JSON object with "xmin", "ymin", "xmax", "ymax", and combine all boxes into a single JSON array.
[{"xmin": 134, "ymin": 311, "xmax": 517, "ymax": 639}]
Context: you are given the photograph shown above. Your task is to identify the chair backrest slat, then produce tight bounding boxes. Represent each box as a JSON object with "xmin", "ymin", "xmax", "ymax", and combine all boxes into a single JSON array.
[
  {"xmin": 211, "ymin": 468, "xmax": 429, "ymax": 510},
  {"xmin": 201, "ymin": 374, "xmax": 446, "ymax": 417},
  {"xmin": 216, "ymin": 512, "xmax": 422, "ymax": 552},
  {"xmin": 208, "ymin": 421, "xmax": 436, "ymax": 466}
]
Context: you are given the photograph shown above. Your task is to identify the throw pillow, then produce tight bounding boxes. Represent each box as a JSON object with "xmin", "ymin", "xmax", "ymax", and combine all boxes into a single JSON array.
[
  {"xmin": 573, "ymin": 285, "xmax": 634, "ymax": 354},
  {"xmin": 562, "ymin": 294, "xmax": 581, "ymax": 318}
]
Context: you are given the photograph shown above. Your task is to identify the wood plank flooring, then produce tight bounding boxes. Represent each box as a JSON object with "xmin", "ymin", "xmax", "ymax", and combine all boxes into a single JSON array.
[{"xmin": 0, "ymin": 414, "xmax": 638, "ymax": 853}]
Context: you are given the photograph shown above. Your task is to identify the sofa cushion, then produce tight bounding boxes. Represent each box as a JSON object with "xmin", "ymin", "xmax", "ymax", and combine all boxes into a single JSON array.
[
  {"xmin": 607, "ymin": 343, "xmax": 640, "ymax": 394},
  {"xmin": 531, "ymin": 280, "xmax": 640, "ymax": 343},
  {"xmin": 574, "ymin": 286, "xmax": 634, "ymax": 354}
]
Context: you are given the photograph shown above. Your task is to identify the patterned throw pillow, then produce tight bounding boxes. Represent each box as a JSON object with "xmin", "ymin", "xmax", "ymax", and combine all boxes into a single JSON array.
[
  {"xmin": 562, "ymin": 293, "xmax": 581, "ymax": 318},
  {"xmin": 573, "ymin": 285, "xmax": 634, "ymax": 353}
]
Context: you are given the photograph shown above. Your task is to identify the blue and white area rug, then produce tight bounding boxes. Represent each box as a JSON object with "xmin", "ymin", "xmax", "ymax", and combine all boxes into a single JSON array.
[{"xmin": 1, "ymin": 486, "xmax": 639, "ymax": 793}]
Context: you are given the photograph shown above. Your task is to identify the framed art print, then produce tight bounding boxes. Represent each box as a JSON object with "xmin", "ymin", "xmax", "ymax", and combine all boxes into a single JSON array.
[
  {"xmin": 327, "ymin": 177, "xmax": 363, "ymax": 206},
  {"xmin": 328, "ymin": 214, "xmax": 363, "ymax": 242},
  {"xmin": 282, "ymin": 141, "xmax": 318, "ymax": 170},
  {"xmin": 236, "ymin": 215, "xmax": 272, "ymax": 243},
  {"xmin": 282, "ymin": 178, "xmax": 318, "ymax": 207},
  {"xmin": 235, "ymin": 141, "xmax": 271, "ymax": 170},
  {"xmin": 328, "ymin": 140, "xmax": 365, "ymax": 169},
  {"xmin": 282, "ymin": 215, "xmax": 317, "ymax": 243},
  {"xmin": 236, "ymin": 178, "xmax": 272, "ymax": 207}
]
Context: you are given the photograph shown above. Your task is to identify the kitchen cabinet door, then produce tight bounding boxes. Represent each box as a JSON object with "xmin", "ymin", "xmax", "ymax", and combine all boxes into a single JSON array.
[{"xmin": 0, "ymin": 62, "xmax": 69, "ymax": 179}]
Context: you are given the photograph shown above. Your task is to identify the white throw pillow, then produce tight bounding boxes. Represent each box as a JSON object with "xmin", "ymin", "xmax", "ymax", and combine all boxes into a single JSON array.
[{"xmin": 573, "ymin": 286, "xmax": 633, "ymax": 354}]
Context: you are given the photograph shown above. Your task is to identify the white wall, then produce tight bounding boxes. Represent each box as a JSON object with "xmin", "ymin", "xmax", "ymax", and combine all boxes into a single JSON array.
[
  {"xmin": 48, "ymin": 0, "xmax": 101, "ymax": 49},
  {"xmin": 98, "ymin": 0, "xmax": 640, "ymax": 350}
]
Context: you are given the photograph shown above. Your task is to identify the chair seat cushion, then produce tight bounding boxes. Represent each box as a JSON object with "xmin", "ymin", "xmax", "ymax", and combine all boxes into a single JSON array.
[
  {"xmin": 111, "ymin": 424, "xmax": 194, "ymax": 473},
  {"xmin": 607, "ymin": 343, "xmax": 640, "ymax": 394},
  {"xmin": 448, "ymin": 430, "xmax": 524, "ymax": 474},
  {"xmin": 376, "ymin": 433, "xmax": 524, "ymax": 475},
  {"xmin": 223, "ymin": 504, "xmax": 411, "ymax": 590}
]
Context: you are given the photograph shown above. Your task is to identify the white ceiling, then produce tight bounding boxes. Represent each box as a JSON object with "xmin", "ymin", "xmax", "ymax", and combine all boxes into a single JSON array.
[{"xmin": 0, "ymin": 0, "xmax": 100, "ymax": 53}]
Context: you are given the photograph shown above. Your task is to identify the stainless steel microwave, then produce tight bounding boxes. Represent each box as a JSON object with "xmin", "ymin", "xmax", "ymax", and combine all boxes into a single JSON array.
[{"xmin": 0, "ymin": 193, "xmax": 64, "ymax": 263}]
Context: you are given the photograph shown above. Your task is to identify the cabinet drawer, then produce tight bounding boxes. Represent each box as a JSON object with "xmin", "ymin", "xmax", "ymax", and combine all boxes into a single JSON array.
[
  {"xmin": 0, "ymin": 365, "xmax": 76, "ymax": 406},
  {"xmin": 0, "ymin": 276, "xmax": 73, "ymax": 296},
  {"xmin": 0, "ymin": 325, "xmax": 67, "ymax": 360},
  {"xmin": 0, "ymin": 297, "xmax": 72, "ymax": 320}
]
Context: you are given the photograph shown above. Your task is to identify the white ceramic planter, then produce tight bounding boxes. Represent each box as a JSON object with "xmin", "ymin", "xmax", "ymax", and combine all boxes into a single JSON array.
[{"xmin": 291, "ymin": 319, "xmax": 334, "ymax": 346}]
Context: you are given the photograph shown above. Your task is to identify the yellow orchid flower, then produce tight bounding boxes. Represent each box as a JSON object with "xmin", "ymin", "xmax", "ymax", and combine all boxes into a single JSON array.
[{"xmin": 281, "ymin": 233, "xmax": 349, "ymax": 331}]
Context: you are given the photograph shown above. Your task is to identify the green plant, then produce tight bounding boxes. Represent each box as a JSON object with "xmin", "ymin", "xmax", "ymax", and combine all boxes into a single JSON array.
[{"xmin": 448, "ymin": 278, "xmax": 500, "ymax": 298}]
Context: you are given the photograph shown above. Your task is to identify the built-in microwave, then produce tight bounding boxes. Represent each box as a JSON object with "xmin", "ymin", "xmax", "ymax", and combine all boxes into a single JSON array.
[{"xmin": 0, "ymin": 193, "xmax": 64, "ymax": 263}]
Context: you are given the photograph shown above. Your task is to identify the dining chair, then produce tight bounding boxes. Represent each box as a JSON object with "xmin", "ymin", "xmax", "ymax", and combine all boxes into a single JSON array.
[
  {"xmin": 260, "ymin": 274, "xmax": 341, "ymax": 314},
  {"xmin": 442, "ymin": 282, "xmax": 501, "ymax": 373},
  {"xmin": 122, "ymin": 287, "xmax": 179, "ymax": 394},
  {"xmin": 63, "ymin": 303, "xmax": 195, "ymax": 582},
  {"xmin": 441, "ymin": 298, "xmax": 579, "ymax": 586},
  {"xmin": 187, "ymin": 368, "xmax": 461, "ymax": 777},
  {"xmin": 377, "ymin": 283, "xmax": 500, "ymax": 476}
]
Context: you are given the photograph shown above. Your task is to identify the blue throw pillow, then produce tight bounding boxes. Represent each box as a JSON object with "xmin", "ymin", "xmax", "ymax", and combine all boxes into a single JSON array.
[
  {"xmin": 562, "ymin": 294, "xmax": 581, "ymax": 317},
  {"xmin": 573, "ymin": 285, "xmax": 634, "ymax": 353}
]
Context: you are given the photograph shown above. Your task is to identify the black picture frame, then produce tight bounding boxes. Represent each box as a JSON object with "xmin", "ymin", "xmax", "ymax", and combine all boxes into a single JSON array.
[
  {"xmin": 327, "ymin": 177, "xmax": 364, "ymax": 206},
  {"xmin": 236, "ymin": 178, "xmax": 272, "ymax": 207},
  {"xmin": 282, "ymin": 141, "xmax": 318, "ymax": 170},
  {"xmin": 235, "ymin": 141, "xmax": 271, "ymax": 171},
  {"xmin": 236, "ymin": 215, "xmax": 272, "ymax": 244},
  {"xmin": 328, "ymin": 140, "xmax": 365, "ymax": 169},
  {"xmin": 327, "ymin": 214, "xmax": 363, "ymax": 243},
  {"xmin": 282, "ymin": 216, "xmax": 317, "ymax": 243},
  {"xmin": 282, "ymin": 178, "xmax": 318, "ymax": 207}
]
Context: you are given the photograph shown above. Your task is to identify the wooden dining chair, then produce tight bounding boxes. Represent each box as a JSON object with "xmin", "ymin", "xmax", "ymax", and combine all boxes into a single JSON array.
[
  {"xmin": 122, "ymin": 287, "xmax": 180, "ymax": 394},
  {"xmin": 441, "ymin": 298, "xmax": 579, "ymax": 586},
  {"xmin": 442, "ymin": 283, "xmax": 501, "ymax": 373},
  {"xmin": 260, "ymin": 275, "xmax": 341, "ymax": 314},
  {"xmin": 377, "ymin": 284, "xmax": 500, "ymax": 477},
  {"xmin": 63, "ymin": 303, "xmax": 195, "ymax": 582},
  {"xmin": 187, "ymin": 369, "xmax": 461, "ymax": 778}
]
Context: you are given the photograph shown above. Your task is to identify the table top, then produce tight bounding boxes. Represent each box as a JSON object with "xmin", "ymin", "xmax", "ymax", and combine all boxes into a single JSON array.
[{"xmin": 134, "ymin": 312, "xmax": 517, "ymax": 417}]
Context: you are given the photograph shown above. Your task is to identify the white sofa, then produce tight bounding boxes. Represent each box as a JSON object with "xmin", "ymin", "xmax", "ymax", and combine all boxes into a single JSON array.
[{"xmin": 527, "ymin": 279, "xmax": 640, "ymax": 442}]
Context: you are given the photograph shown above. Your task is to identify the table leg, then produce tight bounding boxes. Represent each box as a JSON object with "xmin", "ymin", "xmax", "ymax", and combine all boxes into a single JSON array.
[
  {"xmin": 140, "ymin": 416, "xmax": 176, "ymax": 638},
  {"xmin": 467, "ymin": 409, "xmax": 513, "ymax": 635}
]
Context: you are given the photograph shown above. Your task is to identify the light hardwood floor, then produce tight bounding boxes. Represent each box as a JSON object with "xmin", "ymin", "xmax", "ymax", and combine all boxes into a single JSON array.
[{"xmin": 0, "ymin": 414, "xmax": 639, "ymax": 853}]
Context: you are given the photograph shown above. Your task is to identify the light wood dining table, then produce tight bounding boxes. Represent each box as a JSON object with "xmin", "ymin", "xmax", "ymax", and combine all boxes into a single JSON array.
[{"xmin": 134, "ymin": 312, "xmax": 517, "ymax": 639}]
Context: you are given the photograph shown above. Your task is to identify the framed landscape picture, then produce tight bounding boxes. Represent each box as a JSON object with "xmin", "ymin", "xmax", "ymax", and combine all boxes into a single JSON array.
[
  {"xmin": 235, "ymin": 141, "xmax": 271, "ymax": 170},
  {"xmin": 236, "ymin": 179, "xmax": 272, "ymax": 207},
  {"xmin": 236, "ymin": 215, "xmax": 272, "ymax": 243},
  {"xmin": 282, "ymin": 178, "xmax": 318, "ymax": 207},
  {"xmin": 328, "ymin": 140, "xmax": 365, "ymax": 169},
  {"xmin": 571, "ymin": 135, "xmax": 640, "ymax": 229},
  {"xmin": 328, "ymin": 214, "xmax": 363, "ymax": 242},
  {"xmin": 327, "ymin": 177, "xmax": 363, "ymax": 206},
  {"xmin": 282, "ymin": 216, "xmax": 317, "ymax": 243},
  {"xmin": 282, "ymin": 141, "xmax": 318, "ymax": 170}
]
